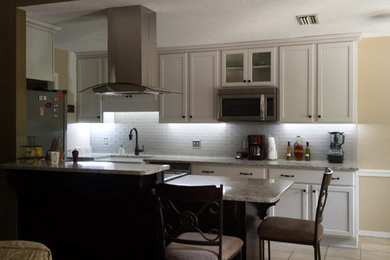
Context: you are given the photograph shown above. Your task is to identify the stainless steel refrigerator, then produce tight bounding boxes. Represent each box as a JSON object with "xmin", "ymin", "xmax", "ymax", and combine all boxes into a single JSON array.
[{"xmin": 26, "ymin": 90, "xmax": 67, "ymax": 158}]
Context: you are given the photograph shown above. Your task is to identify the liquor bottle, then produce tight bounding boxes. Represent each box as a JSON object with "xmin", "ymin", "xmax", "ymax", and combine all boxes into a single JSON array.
[
  {"xmin": 294, "ymin": 136, "xmax": 304, "ymax": 161},
  {"xmin": 286, "ymin": 141, "xmax": 292, "ymax": 160},
  {"xmin": 305, "ymin": 142, "xmax": 311, "ymax": 161}
]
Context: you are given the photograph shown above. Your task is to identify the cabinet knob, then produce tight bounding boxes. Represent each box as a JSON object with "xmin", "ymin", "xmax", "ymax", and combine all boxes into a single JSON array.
[
  {"xmin": 313, "ymin": 190, "xmax": 316, "ymax": 193},
  {"xmin": 318, "ymin": 115, "xmax": 322, "ymax": 118},
  {"xmin": 308, "ymin": 115, "xmax": 312, "ymax": 118},
  {"xmin": 243, "ymin": 80, "xmax": 247, "ymax": 83},
  {"xmin": 190, "ymin": 115, "xmax": 193, "ymax": 118},
  {"xmin": 248, "ymin": 80, "xmax": 251, "ymax": 83},
  {"xmin": 97, "ymin": 116, "xmax": 100, "ymax": 119},
  {"xmin": 182, "ymin": 116, "xmax": 185, "ymax": 119},
  {"xmin": 303, "ymin": 189, "xmax": 306, "ymax": 192}
]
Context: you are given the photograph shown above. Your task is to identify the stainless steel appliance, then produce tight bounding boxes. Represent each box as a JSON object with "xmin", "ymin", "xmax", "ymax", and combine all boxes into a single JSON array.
[
  {"xmin": 26, "ymin": 90, "xmax": 67, "ymax": 159},
  {"xmin": 327, "ymin": 131, "xmax": 345, "ymax": 163},
  {"xmin": 248, "ymin": 135, "xmax": 266, "ymax": 160},
  {"xmin": 217, "ymin": 87, "xmax": 277, "ymax": 122}
]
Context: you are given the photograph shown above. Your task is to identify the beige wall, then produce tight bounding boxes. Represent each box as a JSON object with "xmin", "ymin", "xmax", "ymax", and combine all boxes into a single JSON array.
[{"xmin": 358, "ymin": 37, "xmax": 390, "ymax": 233}]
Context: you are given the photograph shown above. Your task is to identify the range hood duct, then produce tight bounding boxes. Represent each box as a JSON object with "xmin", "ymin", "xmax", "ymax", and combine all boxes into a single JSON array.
[{"xmin": 81, "ymin": 5, "xmax": 179, "ymax": 95}]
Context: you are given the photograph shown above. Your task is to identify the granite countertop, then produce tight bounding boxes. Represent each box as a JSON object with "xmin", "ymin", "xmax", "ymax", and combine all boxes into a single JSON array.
[
  {"xmin": 78, "ymin": 153, "xmax": 358, "ymax": 171},
  {"xmin": 1, "ymin": 160, "xmax": 170, "ymax": 176},
  {"xmin": 167, "ymin": 175, "xmax": 294, "ymax": 203}
]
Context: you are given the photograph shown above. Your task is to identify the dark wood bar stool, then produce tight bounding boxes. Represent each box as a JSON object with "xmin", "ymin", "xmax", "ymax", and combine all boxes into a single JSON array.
[
  {"xmin": 156, "ymin": 183, "xmax": 243, "ymax": 260},
  {"xmin": 257, "ymin": 167, "xmax": 333, "ymax": 260}
]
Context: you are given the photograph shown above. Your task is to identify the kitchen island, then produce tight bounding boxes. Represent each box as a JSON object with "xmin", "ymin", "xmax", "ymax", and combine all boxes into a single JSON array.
[
  {"xmin": 2, "ymin": 160, "xmax": 169, "ymax": 260},
  {"xmin": 2, "ymin": 160, "xmax": 292, "ymax": 260}
]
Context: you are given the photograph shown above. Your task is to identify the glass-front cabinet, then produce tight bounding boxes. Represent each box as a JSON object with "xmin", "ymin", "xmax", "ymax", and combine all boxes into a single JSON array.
[{"xmin": 222, "ymin": 47, "xmax": 276, "ymax": 87}]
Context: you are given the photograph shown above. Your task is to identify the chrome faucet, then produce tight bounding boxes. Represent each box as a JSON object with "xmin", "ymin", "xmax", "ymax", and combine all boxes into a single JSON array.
[{"xmin": 129, "ymin": 128, "xmax": 144, "ymax": 155}]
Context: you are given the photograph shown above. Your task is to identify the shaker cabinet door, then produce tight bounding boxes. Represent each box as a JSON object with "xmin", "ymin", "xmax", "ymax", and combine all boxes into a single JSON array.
[
  {"xmin": 279, "ymin": 44, "xmax": 315, "ymax": 122},
  {"xmin": 189, "ymin": 51, "xmax": 219, "ymax": 123},
  {"xmin": 159, "ymin": 53, "xmax": 188, "ymax": 123},
  {"xmin": 317, "ymin": 42, "xmax": 356, "ymax": 123},
  {"xmin": 77, "ymin": 56, "xmax": 106, "ymax": 123},
  {"xmin": 270, "ymin": 184, "xmax": 310, "ymax": 219}
]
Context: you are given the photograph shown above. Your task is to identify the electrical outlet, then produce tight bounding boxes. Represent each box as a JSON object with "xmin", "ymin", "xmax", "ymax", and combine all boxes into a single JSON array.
[
  {"xmin": 192, "ymin": 139, "xmax": 201, "ymax": 149},
  {"xmin": 104, "ymin": 138, "xmax": 108, "ymax": 145}
]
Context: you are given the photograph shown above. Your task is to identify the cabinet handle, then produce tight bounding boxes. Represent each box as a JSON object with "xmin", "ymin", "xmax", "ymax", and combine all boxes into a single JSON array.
[
  {"xmin": 318, "ymin": 115, "xmax": 322, "ymax": 118},
  {"xmin": 332, "ymin": 177, "xmax": 340, "ymax": 180},
  {"xmin": 280, "ymin": 174, "xmax": 294, "ymax": 178},
  {"xmin": 202, "ymin": 170, "xmax": 214, "ymax": 174},
  {"xmin": 308, "ymin": 115, "xmax": 312, "ymax": 118},
  {"xmin": 240, "ymin": 172, "xmax": 253, "ymax": 176}
]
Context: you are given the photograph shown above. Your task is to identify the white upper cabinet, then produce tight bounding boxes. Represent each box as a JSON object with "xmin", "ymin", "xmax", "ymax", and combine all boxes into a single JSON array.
[
  {"xmin": 159, "ymin": 53, "xmax": 188, "ymax": 123},
  {"xmin": 317, "ymin": 42, "xmax": 356, "ymax": 123},
  {"xmin": 77, "ymin": 53, "xmax": 107, "ymax": 123},
  {"xmin": 222, "ymin": 48, "xmax": 276, "ymax": 87},
  {"xmin": 26, "ymin": 19, "xmax": 60, "ymax": 81},
  {"xmin": 280, "ymin": 44, "xmax": 315, "ymax": 122},
  {"xmin": 159, "ymin": 51, "xmax": 219, "ymax": 123},
  {"xmin": 189, "ymin": 51, "xmax": 219, "ymax": 123},
  {"xmin": 280, "ymin": 41, "xmax": 357, "ymax": 123}
]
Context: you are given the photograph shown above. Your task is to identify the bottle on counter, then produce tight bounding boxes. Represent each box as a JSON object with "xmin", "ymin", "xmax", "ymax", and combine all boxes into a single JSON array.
[
  {"xmin": 305, "ymin": 141, "xmax": 311, "ymax": 161},
  {"xmin": 119, "ymin": 144, "xmax": 125, "ymax": 155},
  {"xmin": 294, "ymin": 136, "xmax": 304, "ymax": 161},
  {"xmin": 286, "ymin": 141, "xmax": 292, "ymax": 160}
]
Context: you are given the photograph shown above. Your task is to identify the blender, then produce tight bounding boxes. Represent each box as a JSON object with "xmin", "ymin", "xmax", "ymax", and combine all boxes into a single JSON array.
[{"xmin": 327, "ymin": 131, "xmax": 345, "ymax": 163}]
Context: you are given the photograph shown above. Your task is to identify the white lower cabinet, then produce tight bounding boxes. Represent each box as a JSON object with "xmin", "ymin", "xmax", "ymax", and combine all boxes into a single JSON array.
[
  {"xmin": 191, "ymin": 163, "xmax": 267, "ymax": 179},
  {"xmin": 269, "ymin": 168, "xmax": 357, "ymax": 246}
]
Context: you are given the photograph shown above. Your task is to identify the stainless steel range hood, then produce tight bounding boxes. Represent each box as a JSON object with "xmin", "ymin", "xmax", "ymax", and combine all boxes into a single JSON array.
[{"xmin": 80, "ymin": 5, "xmax": 179, "ymax": 96}]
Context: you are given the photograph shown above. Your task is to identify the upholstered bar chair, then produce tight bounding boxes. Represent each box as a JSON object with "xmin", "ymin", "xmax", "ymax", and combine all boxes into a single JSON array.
[
  {"xmin": 0, "ymin": 240, "xmax": 52, "ymax": 260},
  {"xmin": 156, "ymin": 183, "xmax": 243, "ymax": 260},
  {"xmin": 257, "ymin": 167, "xmax": 333, "ymax": 260}
]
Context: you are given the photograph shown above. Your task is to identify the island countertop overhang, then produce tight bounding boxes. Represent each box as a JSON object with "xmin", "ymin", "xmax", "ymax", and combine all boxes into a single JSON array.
[{"xmin": 1, "ymin": 160, "xmax": 170, "ymax": 176}]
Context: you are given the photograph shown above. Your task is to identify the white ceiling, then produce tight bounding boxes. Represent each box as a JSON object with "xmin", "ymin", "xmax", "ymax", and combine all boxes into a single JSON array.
[{"xmin": 21, "ymin": 0, "xmax": 390, "ymax": 52}]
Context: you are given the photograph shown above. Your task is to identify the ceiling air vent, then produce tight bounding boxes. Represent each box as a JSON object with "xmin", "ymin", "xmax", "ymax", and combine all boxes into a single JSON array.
[{"xmin": 296, "ymin": 14, "xmax": 319, "ymax": 25}]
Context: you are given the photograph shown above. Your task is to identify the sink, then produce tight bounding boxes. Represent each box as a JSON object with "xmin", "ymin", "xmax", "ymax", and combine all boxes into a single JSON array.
[{"xmin": 94, "ymin": 154, "xmax": 153, "ymax": 163}]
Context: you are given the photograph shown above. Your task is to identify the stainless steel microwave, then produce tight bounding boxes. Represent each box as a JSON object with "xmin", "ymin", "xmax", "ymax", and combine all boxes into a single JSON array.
[{"xmin": 217, "ymin": 87, "xmax": 277, "ymax": 122}]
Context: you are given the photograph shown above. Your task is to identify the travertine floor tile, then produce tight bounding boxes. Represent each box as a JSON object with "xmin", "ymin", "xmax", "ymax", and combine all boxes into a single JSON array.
[
  {"xmin": 289, "ymin": 252, "xmax": 317, "ymax": 260},
  {"xmin": 359, "ymin": 236, "xmax": 390, "ymax": 246},
  {"xmin": 360, "ymin": 240, "xmax": 390, "ymax": 253},
  {"xmin": 265, "ymin": 241, "xmax": 295, "ymax": 253},
  {"xmin": 361, "ymin": 250, "xmax": 390, "ymax": 260},
  {"xmin": 262, "ymin": 249, "xmax": 291, "ymax": 260},
  {"xmin": 326, "ymin": 246, "xmax": 361, "ymax": 259}
]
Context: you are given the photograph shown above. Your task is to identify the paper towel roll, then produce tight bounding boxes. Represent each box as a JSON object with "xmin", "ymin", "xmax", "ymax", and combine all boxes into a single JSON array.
[{"xmin": 267, "ymin": 136, "xmax": 278, "ymax": 160}]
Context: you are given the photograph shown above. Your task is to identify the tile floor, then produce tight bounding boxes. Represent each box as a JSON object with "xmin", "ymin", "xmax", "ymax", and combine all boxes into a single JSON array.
[{"xmin": 261, "ymin": 236, "xmax": 390, "ymax": 260}]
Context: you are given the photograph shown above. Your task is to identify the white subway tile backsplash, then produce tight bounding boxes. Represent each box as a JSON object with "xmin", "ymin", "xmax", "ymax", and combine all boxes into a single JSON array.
[{"xmin": 67, "ymin": 112, "xmax": 359, "ymax": 162}]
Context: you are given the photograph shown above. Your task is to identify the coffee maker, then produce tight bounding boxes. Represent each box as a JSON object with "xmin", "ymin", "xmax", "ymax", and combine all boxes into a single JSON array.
[
  {"xmin": 327, "ymin": 131, "xmax": 345, "ymax": 163},
  {"xmin": 248, "ymin": 135, "xmax": 266, "ymax": 160}
]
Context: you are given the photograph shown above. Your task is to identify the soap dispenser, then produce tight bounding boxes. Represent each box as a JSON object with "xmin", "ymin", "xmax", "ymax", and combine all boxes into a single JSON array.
[{"xmin": 119, "ymin": 144, "xmax": 125, "ymax": 155}]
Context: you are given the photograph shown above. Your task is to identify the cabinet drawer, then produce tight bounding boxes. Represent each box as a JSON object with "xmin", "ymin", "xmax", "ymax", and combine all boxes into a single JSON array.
[
  {"xmin": 269, "ymin": 168, "xmax": 355, "ymax": 186},
  {"xmin": 192, "ymin": 163, "xmax": 266, "ymax": 179}
]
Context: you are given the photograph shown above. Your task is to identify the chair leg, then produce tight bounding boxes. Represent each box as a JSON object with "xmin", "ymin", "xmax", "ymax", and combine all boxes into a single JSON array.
[
  {"xmin": 317, "ymin": 243, "xmax": 321, "ymax": 260},
  {"xmin": 259, "ymin": 239, "xmax": 264, "ymax": 260},
  {"xmin": 314, "ymin": 243, "xmax": 321, "ymax": 260},
  {"xmin": 267, "ymin": 240, "xmax": 271, "ymax": 260}
]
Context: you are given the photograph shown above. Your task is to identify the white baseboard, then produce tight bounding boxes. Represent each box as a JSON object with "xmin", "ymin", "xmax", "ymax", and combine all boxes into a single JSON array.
[{"xmin": 359, "ymin": 230, "xmax": 390, "ymax": 238}]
